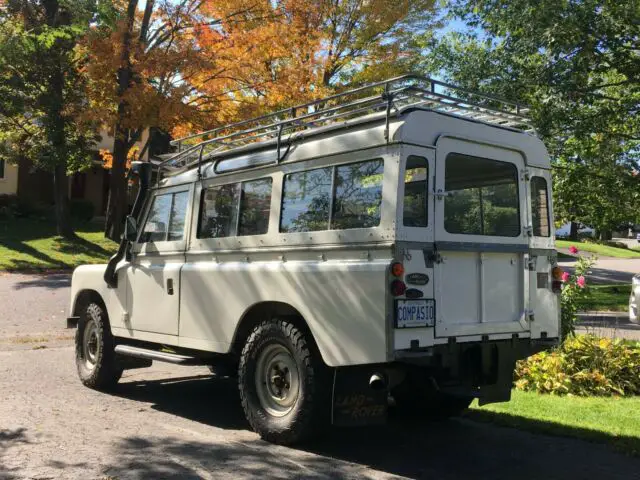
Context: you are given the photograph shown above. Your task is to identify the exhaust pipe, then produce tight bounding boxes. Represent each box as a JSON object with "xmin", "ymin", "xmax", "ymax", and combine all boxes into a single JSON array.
[{"xmin": 369, "ymin": 372, "xmax": 387, "ymax": 391}]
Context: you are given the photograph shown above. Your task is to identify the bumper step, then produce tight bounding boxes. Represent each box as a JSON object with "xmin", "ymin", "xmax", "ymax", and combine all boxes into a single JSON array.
[{"xmin": 114, "ymin": 345, "xmax": 206, "ymax": 365}]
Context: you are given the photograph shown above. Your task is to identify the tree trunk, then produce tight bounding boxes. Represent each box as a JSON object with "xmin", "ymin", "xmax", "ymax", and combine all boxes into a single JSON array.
[
  {"xmin": 104, "ymin": 0, "xmax": 138, "ymax": 241},
  {"xmin": 569, "ymin": 221, "xmax": 578, "ymax": 241},
  {"xmin": 53, "ymin": 164, "xmax": 74, "ymax": 237},
  {"xmin": 43, "ymin": 0, "xmax": 74, "ymax": 238},
  {"xmin": 105, "ymin": 125, "xmax": 130, "ymax": 241}
]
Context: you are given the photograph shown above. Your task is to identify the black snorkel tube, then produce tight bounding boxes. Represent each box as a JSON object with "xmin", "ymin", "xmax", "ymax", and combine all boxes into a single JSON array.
[{"xmin": 103, "ymin": 161, "xmax": 154, "ymax": 288}]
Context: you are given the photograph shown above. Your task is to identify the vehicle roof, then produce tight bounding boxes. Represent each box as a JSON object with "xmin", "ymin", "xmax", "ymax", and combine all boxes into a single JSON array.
[{"xmin": 160, "ymin": 107, "xmax": 550, "ymax": 188}]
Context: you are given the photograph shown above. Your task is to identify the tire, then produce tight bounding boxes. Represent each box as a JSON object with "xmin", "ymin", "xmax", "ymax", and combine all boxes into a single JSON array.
[
  {"xmin": 75, "ymin": 301, "xmax": 123, "ymax": 390},
  {"xmin": 238, "ymin": 319, "xmax": 329, "ymax": 445}
]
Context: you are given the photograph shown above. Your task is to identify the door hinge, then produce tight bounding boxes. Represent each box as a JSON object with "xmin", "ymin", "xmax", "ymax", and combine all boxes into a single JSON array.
[
  {"xmin": 527, "ymin": 257, "xmax": 537, "ymax": 270},
  {"xmin": 524, "ymin": 226, "xmax": 533, "ymax": 237},
  {"xmin": 433, "ymin": 189, "xmax": 450, "ymax": 201},
  {"xmin": 521, "ymin": 169, "xmax": 531, "ymax": 181}
]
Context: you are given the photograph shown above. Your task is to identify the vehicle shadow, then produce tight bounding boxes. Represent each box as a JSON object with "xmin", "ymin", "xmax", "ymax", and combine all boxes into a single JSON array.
[
  {"xmin": 12, "ymin": 273, "xmax": 71, "ymax": 290},
  {"xmin": 0, "ymin": 428, "xmax": 29, "ymax": 480},
  {"xmin": 111, "ymin": 375, "xmax": 640, "ymax": 479}
]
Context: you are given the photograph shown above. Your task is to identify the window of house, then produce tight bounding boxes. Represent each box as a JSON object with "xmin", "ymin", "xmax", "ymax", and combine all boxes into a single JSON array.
[
  {"xmin": 530, "ymin": 176, "xmax": 550, "ymax": 237},
  {"xmin": 444, "ymin": 153, "xmax": 520, "ymax": 237},
  {"xmin": 280, "ymin": 158, "xmax": 384, "ymax": 233},
  {"xmin": 0, "ymin": 159, "xmax": 5, "ymax": 179},
  {"xmin": 403, "ymin": 156, "xmax": 428, "ymax": 227},
  {"xmin": 198, "ymin": 178, "xmax": 272, "ymax": 238},
  {"xmin": 139, "ymin": 191, "xmax": 190, "ymax": 243}
]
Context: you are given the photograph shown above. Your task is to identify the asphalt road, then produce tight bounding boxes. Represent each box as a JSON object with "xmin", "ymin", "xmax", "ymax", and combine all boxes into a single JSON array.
[{"xmin": 1, "ymin": 273, "xmax": 639, "ymax": 479}]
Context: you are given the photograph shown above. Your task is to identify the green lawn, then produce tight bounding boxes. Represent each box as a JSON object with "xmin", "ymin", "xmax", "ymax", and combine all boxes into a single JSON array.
[
  {"xmin": 577, "ymin": 284, "xmax": 632, "ymax": 312},
  {"xmin": 556, "ymin": 240, "xmax": 640, "ymax": 259},
  {"xmin": 469, "ymin": 390, "xmax": 640, "ymax": 456},
  {"xmin": 0, "ymin": 218, "xmax": 117, "ymax": 271}
]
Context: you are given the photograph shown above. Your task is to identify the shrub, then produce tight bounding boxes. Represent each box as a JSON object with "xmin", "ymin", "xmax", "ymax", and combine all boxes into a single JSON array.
[
  {"xmin": 515, "ymin": 335, "xmax": 640, "ymax": 396},
  {"xmin": 69, "ymin": 199, "xmax": 95, "ymax": 222},
  {"xmin": 560, "ymin": 249, "xmax": 595, "ymax": 338}
]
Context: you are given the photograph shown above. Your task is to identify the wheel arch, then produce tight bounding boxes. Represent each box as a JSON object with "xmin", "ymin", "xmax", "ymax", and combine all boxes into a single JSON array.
[
  {"xmin": 72, "ymin": 289, "xmax": 108, "ymax": 320},
  {"xmin": 231, "ymin": 301, "xmax": 327, "ymax": 366}
]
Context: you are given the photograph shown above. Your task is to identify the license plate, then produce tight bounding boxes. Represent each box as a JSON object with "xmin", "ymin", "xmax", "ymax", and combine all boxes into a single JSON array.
[{"xmin": 395, "ymin": 299, "xmax": 435, "ymax": 328}]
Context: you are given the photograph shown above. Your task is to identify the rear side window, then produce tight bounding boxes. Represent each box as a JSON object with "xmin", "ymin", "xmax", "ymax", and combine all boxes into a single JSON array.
[
  {"xmin": 444, "ymin": 153, "xmax": 520, "ymax": 237},
  {"xmin": 531, "ymin": 176, "xmax": 550, "ymax": 237},
  {"xmin": 403, "ymin": 156, "xmax": 428, "ymax": 227},
  {"xmin": 280, "ymin": 159, "xmax": 384, "ymax": 232},
  {"xmin": 140, "ymin": 191, "xmax": 189, "ymax": 243},
  {"xmin": 199, "ymin": 178, "xmax": 272, "ymax": 238}
]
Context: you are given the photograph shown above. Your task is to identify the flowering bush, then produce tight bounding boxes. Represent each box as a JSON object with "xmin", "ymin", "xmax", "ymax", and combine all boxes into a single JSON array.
[{"xmin": 560, "ymin": 246, "xmax": 595, "ymax": 339}]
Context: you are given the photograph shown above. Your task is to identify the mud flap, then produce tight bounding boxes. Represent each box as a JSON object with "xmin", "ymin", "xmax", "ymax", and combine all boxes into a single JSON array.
[
  {"xmin": 477, "ymin": 341, "xmax": 518, "ymax": 406},
  {"xmin": 331, "ymin": 367, "xmax": 388, "ymax": 427}
]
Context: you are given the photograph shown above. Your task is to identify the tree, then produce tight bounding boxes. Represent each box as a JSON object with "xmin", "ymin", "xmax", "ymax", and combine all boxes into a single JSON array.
[
  {"xmin": 0, "ymin": 0, "xmax": 98, "ymax": 237},
  {"xmin": 422, "ymin": 0, "xmax": 640, "ymax": 238}
]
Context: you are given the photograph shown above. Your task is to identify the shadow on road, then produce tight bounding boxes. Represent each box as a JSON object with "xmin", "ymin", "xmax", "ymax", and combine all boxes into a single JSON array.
[
  {"xmin": 106, "ymin": 375, "xmax": 640, "ymax": 479},
  {"xmin": 11, "ymin": 274, "xmax": 71, "ymax": 290},
  {"xmin": 0, "ymin": 428, "xmax": 29, "ymax": 480}
]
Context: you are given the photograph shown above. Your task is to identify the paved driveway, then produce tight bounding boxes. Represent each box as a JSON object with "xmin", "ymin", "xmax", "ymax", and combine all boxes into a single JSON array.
[{"xmin": 1, "ymin": 273, "xmax": 639, "ymax": 479}]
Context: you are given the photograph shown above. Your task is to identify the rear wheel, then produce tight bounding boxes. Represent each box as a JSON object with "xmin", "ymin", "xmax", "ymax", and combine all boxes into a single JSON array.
[
  {"xmin": 75, "ymin": 301, "xmax": 123, "ymax": 390},
  {"xmin": 238, "ymin": 319, "xmax": 329, "ymax": 445}
]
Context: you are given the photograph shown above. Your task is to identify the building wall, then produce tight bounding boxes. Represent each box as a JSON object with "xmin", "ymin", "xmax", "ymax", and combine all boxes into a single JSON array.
[
  {"xmin": 95, "ymin": 128, "xmax": 150, "ymax": 161},
  {"xmin": 0, "ymin": 161, "xmax": 19, "ymax": 195}
]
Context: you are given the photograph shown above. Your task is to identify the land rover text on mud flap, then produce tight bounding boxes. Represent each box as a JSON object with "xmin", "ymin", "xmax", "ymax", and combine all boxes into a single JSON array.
[{"xmin": 67, "ymin": 75, "xmax": 560, "ymax": 445}]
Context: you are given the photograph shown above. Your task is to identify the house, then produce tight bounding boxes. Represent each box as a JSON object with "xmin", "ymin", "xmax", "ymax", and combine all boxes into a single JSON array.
[{"xmin": 0, "ymin": 128, "xmax": 169, "ymax": 216}]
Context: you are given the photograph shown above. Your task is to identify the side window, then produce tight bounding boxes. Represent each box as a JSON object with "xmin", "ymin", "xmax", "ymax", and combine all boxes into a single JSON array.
[
  {"xmin": 444, "ymin": 153, "xmax": 520, "ymax": 237},
  {"xmin": 403, "ymin": 156, "xmax": 428, "ymax": 227},
  {"xmin": 332, "ymin": 160, "xmax": 384, "ymax": 229},
  {"xmin": 140, "ymin": 191, "xmax": 189, "ymax": 243},
  {"xmin": 199, "ymin": 178, "xmax": 272, "ymax": 238},
  {"xmin": 280, "ymin": 159, "xmax": 384, "ymax": 233},
  {"xmin": 530, "ymin": 176, "xmax": 550, "ymax": 237}
]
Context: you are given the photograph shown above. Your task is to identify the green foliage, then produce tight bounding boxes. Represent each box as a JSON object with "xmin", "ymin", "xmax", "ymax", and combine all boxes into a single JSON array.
[
  {"xmin": 560, "ymin": 252, "xmax": 595, "ymax": 338},
  {"xmin": 421, "ymin": 0, "xmax": 640, "ymax": 236},
  {"xmin": 515, "ymin": 335, "xmax": 640, "ymax": 397},
  {"xmin": 69, "ymin": 199, "xmax": 95, "ymax": 222}
]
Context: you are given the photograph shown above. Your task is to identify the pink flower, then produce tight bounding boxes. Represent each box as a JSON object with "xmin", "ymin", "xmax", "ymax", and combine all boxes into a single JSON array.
[
  {"xmin": 561, "ymin": 271, "xmax": 570, "ymax": 282},
  {"xmin": 577, "ymin": 276, "xmax": 586, "ymax": 288},
  {"xmin": 569, "ymin": 246, "xmax": 579, "ymax": 254}
]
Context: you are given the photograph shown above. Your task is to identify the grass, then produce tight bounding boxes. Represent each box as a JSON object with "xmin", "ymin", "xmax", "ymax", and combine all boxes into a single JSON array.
[
  {"xmin": 469, "ymin": 390, "xmax": 640, "ymax": 456},
  {"xmin": 577, "ymin": 284, "xmax": 632, "ymax": 312},
  {"xmin": 0, "ymin": 218, "xmax": 117, "ymax": 271},
  {"xmin": 556, "ymin": 239, "xmax": 640, "ymax": 259}
]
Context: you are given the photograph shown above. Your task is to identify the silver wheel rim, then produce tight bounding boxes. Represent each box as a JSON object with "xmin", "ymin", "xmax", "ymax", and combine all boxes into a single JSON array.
[
  {"xmin": 255, "ymin": 344, "xmax": 300, "ymax": 417},
  {"xmin": 82, "ymin": 318, "xmax": 99, "ymax": 371}
]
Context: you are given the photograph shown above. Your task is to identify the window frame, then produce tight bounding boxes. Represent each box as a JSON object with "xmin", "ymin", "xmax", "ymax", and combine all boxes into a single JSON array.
[
  {"xmin": 279, "ymin": 157, "xmax": 385, "ymax": 234},
  {"xmin": 133, "ymin": 185, "xmax": 193, "ymax": 255},
  {"xmin": 197, "ymin": 176, "xmax": 273, "ymax": 240}
]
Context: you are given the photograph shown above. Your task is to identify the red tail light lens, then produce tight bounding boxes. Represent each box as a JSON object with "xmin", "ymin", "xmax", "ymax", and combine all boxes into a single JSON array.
[
  {"xmin": 391, "ymin": 262, "xmax": 405, "ymax": 277},
  {"xmin": 391, "ymin": 280, "xmax": 406, "ymax": 296}
]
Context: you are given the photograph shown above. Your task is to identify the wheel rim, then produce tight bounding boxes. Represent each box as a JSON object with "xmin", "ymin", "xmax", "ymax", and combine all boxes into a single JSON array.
[
  {"xmin": 255, "ymin": 344, "xmax": 300, "ymax": 417},
  {"xmin": 82, "ymin": 318, "xmax": 100, "ymax": 371}
]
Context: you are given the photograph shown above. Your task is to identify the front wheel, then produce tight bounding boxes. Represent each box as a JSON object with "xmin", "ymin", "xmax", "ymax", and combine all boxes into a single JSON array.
[
  {"xmin": 238, "ymin": 319, "xmax": 329, "ymax": 445},
  {"xmin": 75, "ymin": 301, "xmax": 123, "ymax": 390}
]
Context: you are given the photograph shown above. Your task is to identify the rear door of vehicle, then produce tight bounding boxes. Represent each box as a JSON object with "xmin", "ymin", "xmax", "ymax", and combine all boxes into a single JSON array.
[{"xmin": 433, "ymin": 137, "xmax": 531, "ymax": 338}]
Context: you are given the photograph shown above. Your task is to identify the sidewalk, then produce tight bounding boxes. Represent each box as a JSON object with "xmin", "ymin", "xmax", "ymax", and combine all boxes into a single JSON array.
[{"xmin": 576, "ymin": 311, "xmax": 640, "ymax": 341}]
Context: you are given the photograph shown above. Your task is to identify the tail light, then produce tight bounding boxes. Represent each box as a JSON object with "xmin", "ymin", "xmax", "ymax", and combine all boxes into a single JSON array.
[
  {"xmin": 391, "ymin": 279, "xmax": 406, "ymax": 296},
  {"xmin": 391, "ymin": 262, "xmax": 405, "ymax": 277},
  {"xmin": 551, "ymin": 266, "xmax": 563, "ymax": 293}
]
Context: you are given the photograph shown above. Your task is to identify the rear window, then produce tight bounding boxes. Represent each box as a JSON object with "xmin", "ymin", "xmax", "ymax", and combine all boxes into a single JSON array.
[
  {"xmin": 530, "ymin": 176, "xmax": 550, "ymax": 237},
  {"xmin": 403, "ymin": 156, "xmax": 428, "ymax": 227},
  {"xmin": 280, "ymin": 159, "xmax": 384, "ymax": 232},
  {"xmin": 444, "ymin": 153, "xmax": 520, "ymax": 237}
]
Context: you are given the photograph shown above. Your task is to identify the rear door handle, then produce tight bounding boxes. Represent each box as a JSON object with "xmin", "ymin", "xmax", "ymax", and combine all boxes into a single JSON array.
[{"xmin": 166, "ymin": 278, "xmax": 174, "ymax": 295}]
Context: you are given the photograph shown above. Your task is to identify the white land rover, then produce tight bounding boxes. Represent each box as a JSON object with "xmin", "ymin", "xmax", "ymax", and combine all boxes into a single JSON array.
[{"xmin": 67, "ymin": 75, "xmax": 561, "ymax": 445}]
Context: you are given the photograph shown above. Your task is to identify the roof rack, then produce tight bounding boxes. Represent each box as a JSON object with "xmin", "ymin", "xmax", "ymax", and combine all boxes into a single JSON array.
[{"xmin": 159, "ymin": 74, "xmax": 532, "ymax": 177}]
